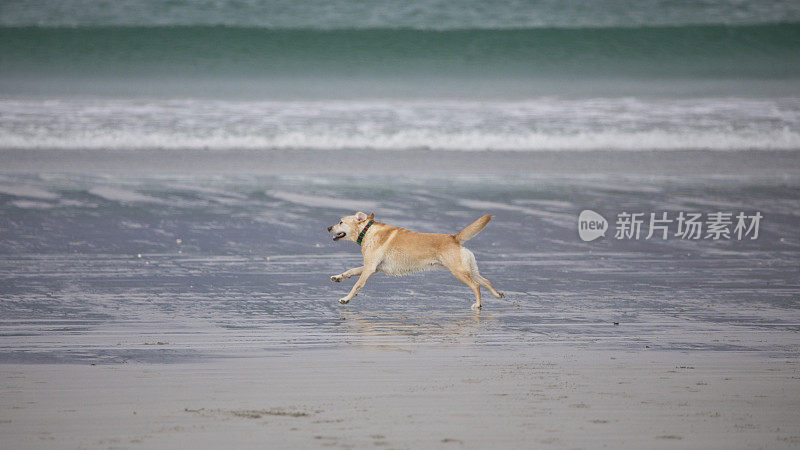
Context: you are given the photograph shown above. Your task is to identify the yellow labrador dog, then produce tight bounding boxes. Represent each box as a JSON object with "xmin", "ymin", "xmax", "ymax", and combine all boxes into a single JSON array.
[{"xmin": 327, "ymin": 212, "xmax": 504, "ymax": 309}]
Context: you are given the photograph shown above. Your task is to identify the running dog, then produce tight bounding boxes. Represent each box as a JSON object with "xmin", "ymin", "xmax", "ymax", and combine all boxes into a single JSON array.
[{"xmin": 327, "ymin": 212, "xmax": 504, "ymax": 309}]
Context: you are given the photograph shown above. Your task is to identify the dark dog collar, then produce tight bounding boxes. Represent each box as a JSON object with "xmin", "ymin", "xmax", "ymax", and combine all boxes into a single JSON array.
[{"xmin": 356, "ymin": 219, "xmax": 374, "ymax": 246}]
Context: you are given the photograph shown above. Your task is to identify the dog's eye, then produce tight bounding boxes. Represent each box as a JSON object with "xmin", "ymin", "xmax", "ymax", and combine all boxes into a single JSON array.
[{"xmin": 339, "ymin": 221, "xmax": 342, "ymax": 224}]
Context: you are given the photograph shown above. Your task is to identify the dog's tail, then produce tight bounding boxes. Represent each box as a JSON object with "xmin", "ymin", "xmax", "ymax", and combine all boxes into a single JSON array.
[{"xmin": 454, "ymin": 215, "xmax": 493, "ymax": 244}]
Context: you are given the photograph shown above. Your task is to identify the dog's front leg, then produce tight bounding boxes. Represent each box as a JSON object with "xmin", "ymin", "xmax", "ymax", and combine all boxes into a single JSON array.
[
  {"xmin": 331, "ymin": 266, "xmax": 363, "ymax": 283},
  {"xmin": 338, "ymin": 267, "xmax": 375, "ymax": 304}
]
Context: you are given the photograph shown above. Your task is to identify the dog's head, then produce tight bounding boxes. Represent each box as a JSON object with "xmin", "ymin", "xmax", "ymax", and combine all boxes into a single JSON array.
[{"xmin": 327, "ymin": 211, "xmax": 374, "ymax": 242}]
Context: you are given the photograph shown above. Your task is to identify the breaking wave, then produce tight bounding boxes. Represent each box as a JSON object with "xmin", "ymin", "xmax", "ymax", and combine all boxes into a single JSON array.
[{"xmin": 2, "ymin": 98, "xmax": 799, "ymax": 151}]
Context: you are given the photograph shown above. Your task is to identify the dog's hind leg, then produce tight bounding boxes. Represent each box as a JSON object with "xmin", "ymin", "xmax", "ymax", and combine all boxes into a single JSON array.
[
  {"xmin": 443, "ymin": 260, "xmax": 482, "ymax": 309},
  {"xmin": 473, "ymin": 273, "xmax": 505, "ymax": 299},
  {"xmin": 444, "ymin": 249, "xmax": 483, "ymax": 309},
  {"xmin": 462, "ymin": 248, "xmax": 505, "ymax": 299},
  {"xmin": 450, "ymin": 269, "xmax": 482, "ymax": 310}
]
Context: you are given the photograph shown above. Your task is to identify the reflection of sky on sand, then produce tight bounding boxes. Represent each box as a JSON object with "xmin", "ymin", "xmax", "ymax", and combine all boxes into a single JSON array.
[
  {"xmin": 336, "ymin": 309, "xmax": 489, "ymax": 348},
  {"xmin": 0, "ymin": 252, "xmax": 796, "ymax": 363},
  {"xmin": 0, "ymin": 173, "xmax": 798, "ymax": 363}
]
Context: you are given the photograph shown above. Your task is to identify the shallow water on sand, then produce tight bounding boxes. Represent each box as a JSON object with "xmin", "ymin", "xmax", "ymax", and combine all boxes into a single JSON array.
[{"xmin": 0, "ymin": 173, "xmax": 798, "ymax": 363}]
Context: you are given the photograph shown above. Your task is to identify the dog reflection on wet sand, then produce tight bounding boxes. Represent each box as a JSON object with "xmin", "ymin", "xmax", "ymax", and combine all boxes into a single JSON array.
[{"xmin": 327, "ymin": 212, "xmax": 504, "ymax": 309}]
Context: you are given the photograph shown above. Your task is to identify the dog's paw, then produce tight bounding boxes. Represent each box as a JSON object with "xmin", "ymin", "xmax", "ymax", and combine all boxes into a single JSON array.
[
  {"xmin": 471, "ymin": 302, "xmax": 482, "ymax": 310},
  {"xmin": 494, "ymin": 291, "xmax": 505, "ymax": 299},
  {"xmin": 330, "ymin": 274, "xmax": 343, "ymax": 283},
  {"xmin": 338, "ymin": 297, "xmax": 350, "ymax": 304}
]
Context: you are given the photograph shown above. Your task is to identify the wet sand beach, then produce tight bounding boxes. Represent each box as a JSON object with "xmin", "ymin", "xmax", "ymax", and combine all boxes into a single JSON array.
[{"xmin": 1, "ymin": 150, "xmax": 799, "ymax": 448}]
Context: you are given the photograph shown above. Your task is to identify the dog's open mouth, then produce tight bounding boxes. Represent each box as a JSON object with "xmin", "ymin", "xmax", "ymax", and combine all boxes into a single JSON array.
[{"xmin": 332, "ymin": 232, "xmax": 346, "ymax": 241}]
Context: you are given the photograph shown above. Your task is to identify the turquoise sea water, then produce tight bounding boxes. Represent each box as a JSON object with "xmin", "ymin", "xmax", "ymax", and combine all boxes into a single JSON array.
[
  {"xmin": 3, "ymin": 0, "xmax": 799, "ymax": 28},
  {"xmin": 2, "ymin": 0, "xmax": 800, "ymax": 150},
  {"xmin": 3, "ymin": 24, "xmax": 799, "ymax": 82}
]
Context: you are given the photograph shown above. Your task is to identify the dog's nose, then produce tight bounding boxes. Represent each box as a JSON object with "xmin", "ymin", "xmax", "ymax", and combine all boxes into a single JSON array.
[{"xmin": 327, "ymin": 226, "xmax": 333, "ymax": 232}]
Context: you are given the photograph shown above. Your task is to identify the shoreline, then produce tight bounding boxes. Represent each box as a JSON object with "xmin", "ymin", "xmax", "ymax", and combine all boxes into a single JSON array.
[{"xmin": 1, "ymin": 148, "xmax": 799, "ymax": 176}]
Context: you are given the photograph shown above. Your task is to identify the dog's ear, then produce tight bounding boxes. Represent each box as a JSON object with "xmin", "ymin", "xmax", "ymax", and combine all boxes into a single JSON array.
[
  {"xmin": 367, "ymin": 213, "xmax": 374, "ymax": 221},
  {"xmin": 355, "ymin": 212, "xmax": 367, "ymax": 221}
]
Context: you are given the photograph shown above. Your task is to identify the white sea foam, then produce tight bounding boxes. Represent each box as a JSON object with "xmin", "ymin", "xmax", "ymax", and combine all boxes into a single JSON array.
[
  {"xmin": 457, "ymin": 199, "xmax": 574, "ymax": 228},
  {"xmin": 0, "ymin": 185, "xmax": 59, "ymax": 200},
  {"xmin": 10, "ymin": 200, "xmax": 55, "ymax": 209},
  {"xmin": 88, "ymin": 187, "xmax": 164, "ymax": 204},
  {"xmin": 3, "ymin": 129, "xmax": 800, "ymax": 151},
  {"xmin": 2, "ymin": 98, "xmax": 799, "ymax": 152},
  {"xmin": 269, "ymin": 191, "xmax": 378, "ymax": 211}
]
